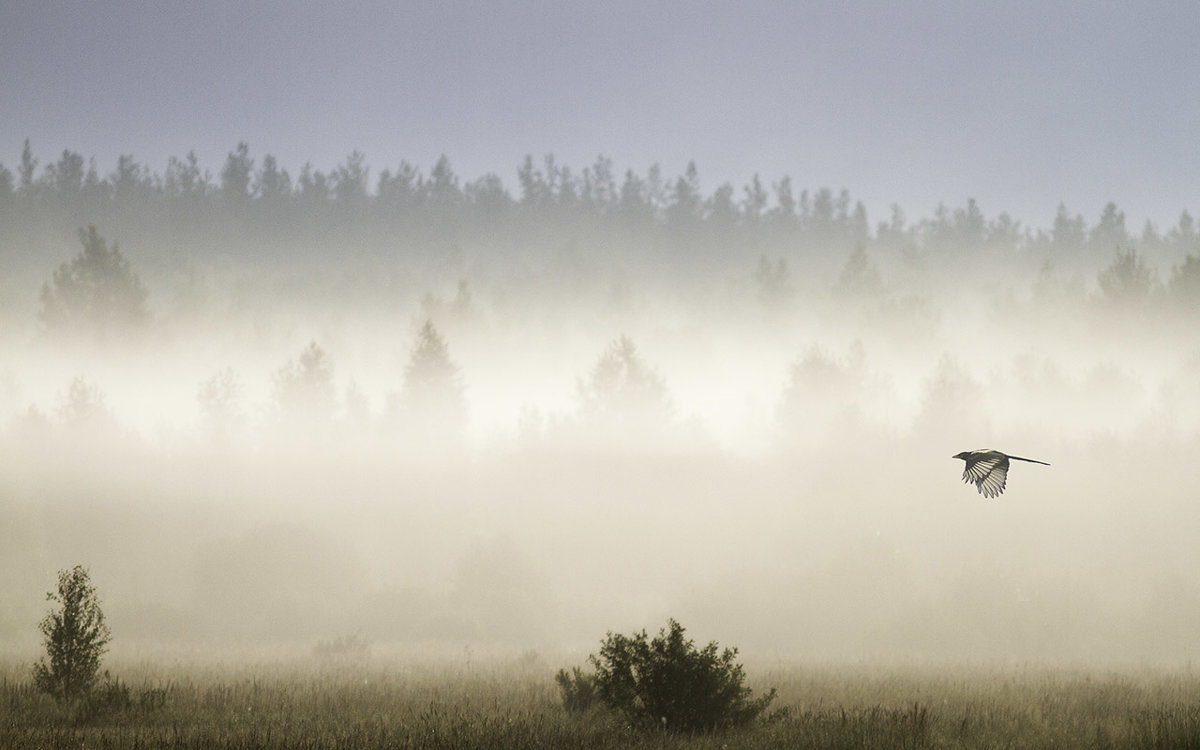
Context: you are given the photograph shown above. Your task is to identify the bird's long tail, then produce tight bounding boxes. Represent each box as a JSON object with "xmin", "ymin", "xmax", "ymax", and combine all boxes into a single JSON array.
[{"xmin": 1008, "ymin": 455, "xmax": 1050, "ymax": 466}]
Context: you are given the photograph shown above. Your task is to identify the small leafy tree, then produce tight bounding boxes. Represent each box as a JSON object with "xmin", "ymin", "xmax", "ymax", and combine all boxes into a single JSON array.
[
  {"xmin": 33, "ymin": 566, "xmax": 112, "ymax": 703},
  {"xmin": 588, "ymin": 618, "xmax": 775, "ymax": 734}
]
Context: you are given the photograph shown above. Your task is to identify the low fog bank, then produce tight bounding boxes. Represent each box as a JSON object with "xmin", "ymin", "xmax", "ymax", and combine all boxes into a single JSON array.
[{"xmin": 2, "ymin": 231, "xmax": 1199, "ymax": 668}]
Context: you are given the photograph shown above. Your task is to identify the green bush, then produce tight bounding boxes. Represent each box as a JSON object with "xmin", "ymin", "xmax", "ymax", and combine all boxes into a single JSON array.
[{"xmin": 587, "ymin": 617, "xmax": 776, "ymax": 734}]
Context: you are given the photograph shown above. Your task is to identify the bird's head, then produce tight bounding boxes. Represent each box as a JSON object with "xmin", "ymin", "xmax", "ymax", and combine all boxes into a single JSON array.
[{"xmin": 952, "ymin": 451, "xmax": 971, "ymax": 460}]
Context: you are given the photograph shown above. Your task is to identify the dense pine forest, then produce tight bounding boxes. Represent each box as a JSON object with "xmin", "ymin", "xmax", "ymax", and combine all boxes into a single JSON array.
[{"xmin": 3, "ymin": 139, "xmax": 1198, "ymax": 272}]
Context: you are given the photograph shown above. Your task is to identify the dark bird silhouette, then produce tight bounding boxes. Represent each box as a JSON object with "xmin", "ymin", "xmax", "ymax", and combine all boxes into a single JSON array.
[{"xmin": 953, "ymin": 449, "xmax": 1049, "ymax": 498}]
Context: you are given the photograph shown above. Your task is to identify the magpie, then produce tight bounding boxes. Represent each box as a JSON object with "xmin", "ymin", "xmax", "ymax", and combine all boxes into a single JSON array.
[{"xmin": 953, "ymin": 449, "xmax": 1049, "ymax": 498}]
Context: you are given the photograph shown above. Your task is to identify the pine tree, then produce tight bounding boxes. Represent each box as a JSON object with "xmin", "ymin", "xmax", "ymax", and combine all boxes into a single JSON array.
[
  {"xmin": 395, "ymin": 321, "xmax": 466, "ymax": 445},
  {"xmin": 39, "ymin": 226, "xmax": 149, "ymax": 340}
]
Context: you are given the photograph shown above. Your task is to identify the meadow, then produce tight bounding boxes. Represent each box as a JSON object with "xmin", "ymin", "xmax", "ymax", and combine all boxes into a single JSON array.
[{"xmin": 5, "ymin": 653, "xmax": 1200, "ymax": 748}]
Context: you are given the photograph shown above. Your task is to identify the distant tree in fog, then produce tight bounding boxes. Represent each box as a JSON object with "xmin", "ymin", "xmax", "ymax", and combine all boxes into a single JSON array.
[
  {"xmin": 752, "ymin": 256, "xmax": 794, "ymax": 313},
  {"xmin": 45, "ymin": 150, "xmax": 85, "ymax": 203},
  {"xmin": 777, "ymin": 343, "xmax": 868, "ymax": 442},
  {"xmin": 1165, "ymin": 210, "xmax": 1197, "ymax": 251},
  {"xmin": 164, "ymin": 150, "xmax": 209, "ymax": 202},
  {"xmin": 665, "ymin": 161, "xmax": 702, "ymax": 230},
  {"xmin": 617, "ymin": 169, "xmax": 652, "ymax": 227},
  {"xmin": 741, "ymin": 174, "xmax": 768, "ymax": 226},
  {"xmin": 914, "ymin": 356, "xmax": 986, "ymax": 438},
  {"xmin": 254, "ymin": 154, "xmax": 292, "ymax": 204},
  {"xmin": 465, "ymin": 172, "xmax": 513, "ymax": 224},
  {"xmin": 375, "ymin": 160, "xmax": 421, "ymax": 215},
  {"xmin": 333, "ymin": 151, "xmax": 370, "ymax": 218},
  {"xmin": 272, "ymin": 341, "xmax": 336, "ymax": 428},
  {"xmin": 426, "ymin": 155, "xmax": 464, "ymax": 217},
  {"xmin": 1089, "ymin": 202, "xmax": 1129, "ymax": 254},
  {"xmin": 38, "ymin": 226, "xmax": 149, "ymax": 340},
  {"xmin": 580, "ymin": 155, "xmax": 617, "ymax": 213},
  {"xmin": 1168, "ymin": 253, "xmax": 1200, "ymax": 304},
  {"xmin": 220, "ymin": 142, "xmax": 254, "ymax": 208},
  {"xmin": 577, "ymin": 336, "xmax": 670, "ymax": 430},
  {"xmin": 1050, "ymin": 203, "xmax": 1087, "ymax": 252},
  {"xmin": 197, "ymin": 367, "xmax": 243, "ymax": 444},
  {"xmin": 394, "ymin": 321, "xmax": 466, "ymax": 445},
  {"xmin": 707, "ymin": 182, "xmax": 738, "ymax": 234},
  {"xmin": 518, "ymin": 154, "xmax": 553, "ymax": 213},
  {"xmin": 419, "ymin": 280, "xmax": 473, "ymax": 324},
  {"xmin": 1097, "ymin": 248, "xmax": 1156, "ymax": 307},
  {"xmin": 18, "ymin": 139, "xmax": 38, "ymax": 196},
  {"xmin": 297, "ymin": 163, "xmax": 331, "ymax": 205},
  {"xmin": 834, "ymin": 244, "xmax": 883, "ymax": 300},
  {"xmin": 0, "ymin": 162, "xmax": 14, "ymax": 206},
  {"xmin": 55, "ymin": 377, "xmax": 114, "ymax": 433},
  {"xmin": 770, "ymin": 176, "xmax": 796, "ymax": 226},
  {"xmin": 110, "ymin": 154, "xmax": 153, "ymax": 208},
  {"xmin": 920, "ymin": 198, "xmax": 987, "ymax": 253}
]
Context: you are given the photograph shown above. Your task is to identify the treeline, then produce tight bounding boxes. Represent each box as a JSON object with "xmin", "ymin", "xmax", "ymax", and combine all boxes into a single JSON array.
[{"xmin": 3, "ymin": 140, "xmax": 1199, "ymax": 262}]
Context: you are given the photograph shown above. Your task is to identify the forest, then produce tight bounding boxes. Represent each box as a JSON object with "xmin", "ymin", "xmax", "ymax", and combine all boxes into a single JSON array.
[{"xmin": 1, "ymin": 140, "xmax": 1199, "ymax": 668}]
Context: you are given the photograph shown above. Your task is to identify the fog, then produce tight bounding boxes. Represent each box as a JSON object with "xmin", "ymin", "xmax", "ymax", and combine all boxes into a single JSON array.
[{"xmin": 2, "ymin": 148, "xmax": 1199, "ymax": 668}]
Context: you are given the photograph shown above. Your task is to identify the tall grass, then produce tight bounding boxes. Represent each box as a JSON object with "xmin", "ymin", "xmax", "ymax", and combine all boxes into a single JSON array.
[{"xmin": 4, "ymin": 656, "xmax": 1200, "ymax": 748}]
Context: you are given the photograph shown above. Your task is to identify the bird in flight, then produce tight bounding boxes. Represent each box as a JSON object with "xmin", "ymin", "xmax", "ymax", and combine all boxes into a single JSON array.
[{"xmin": 953, "ymin": 449, "xmax": 1049, "ymax": 498}]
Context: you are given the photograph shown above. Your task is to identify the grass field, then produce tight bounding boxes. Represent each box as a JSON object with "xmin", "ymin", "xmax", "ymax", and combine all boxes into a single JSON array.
[{"xmin": 5, "ymin": 653, "xmax": 1200, "ymax": 748}]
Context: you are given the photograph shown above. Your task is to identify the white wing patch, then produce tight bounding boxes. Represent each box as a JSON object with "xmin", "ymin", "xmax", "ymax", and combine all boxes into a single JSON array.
[{"xmin": 961, "ymin": 454, "xmax": 1010, "ymax": 498}]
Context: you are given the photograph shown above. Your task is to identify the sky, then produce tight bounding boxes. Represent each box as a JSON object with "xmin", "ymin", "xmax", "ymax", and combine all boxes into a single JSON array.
[{"xmin": 2, "ymin": 0, "xmax": 1198, "ymax": 231}]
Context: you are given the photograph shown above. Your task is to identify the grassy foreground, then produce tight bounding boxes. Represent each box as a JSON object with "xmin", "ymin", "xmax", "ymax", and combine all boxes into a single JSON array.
[{"xmin": 4, "ymin": 655, "xmax": 1200, "ymax": 748}]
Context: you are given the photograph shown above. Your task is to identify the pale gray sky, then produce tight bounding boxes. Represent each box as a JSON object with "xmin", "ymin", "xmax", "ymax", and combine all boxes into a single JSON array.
[{"xmin": 3, "ymin": 1, "xmax": 1197, "ymax": 230}]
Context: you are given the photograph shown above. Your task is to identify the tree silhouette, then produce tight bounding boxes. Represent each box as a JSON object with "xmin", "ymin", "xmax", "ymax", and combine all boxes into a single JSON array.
[
  {"xmin": 753, "ymin": 256, "xmax": 795, "ymax": 312},
  {"xmin": 197, "ymin": 367, "xmax": 243, "ymax": 444},
  {"xmin": 271, "ymin": 341, "xmax": 336, "ymax": 432},
  {"xmin": 394, "ymin": 321, "xmax": 466, "ymax": 446},
  {"xmin": 220, "ymin": 142, "xmax": 254, "ymax": 208},
  {"xmin": 18, "ymin": 138, "xmax": 37, "ymax": 196},
  {"xmin": 1090, "ymin": 202, "xmax": 1128, "ymax": 254},
  {"xmin": 39, "ymin": 226, "xmax": 149, "ymax": 340},
  {"xmin": 1097, "ymin": 248, "xmax": 1155, "ymax": 307},
  {"xmin": 1168, "ymin": 254, "xmax": 1200, "ymax": 305},
  {"xmin": 33, "ymin": 566, "xmax": 112, "ymax": 703},
  {"xmin": 577, "ymin": 336, "xmax": 670, "ymax": 433},
  {"xmin": 55, "ymin": 377, "xmax": 114, "ymax": 433},
  {"xmin": 835, "ymin": 244, "xmax": 883, "ymax": 300}
]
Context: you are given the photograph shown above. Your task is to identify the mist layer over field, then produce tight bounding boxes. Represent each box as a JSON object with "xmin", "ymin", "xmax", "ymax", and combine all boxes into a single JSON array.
[{"xmin": 2, "ymin": 147, "xmax": 1199, "ymax": 666}]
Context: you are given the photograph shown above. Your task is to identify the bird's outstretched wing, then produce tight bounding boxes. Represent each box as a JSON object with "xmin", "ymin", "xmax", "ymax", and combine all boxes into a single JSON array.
[{"xmin": 962, "ymin": 454, "xmax": 1010, "ymax": 498}]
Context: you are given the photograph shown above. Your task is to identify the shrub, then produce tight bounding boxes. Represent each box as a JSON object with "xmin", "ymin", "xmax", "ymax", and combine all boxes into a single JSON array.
[
  {"xmin": 588, "ymin": 618, "xmax": 776, "ymax": 734},
  {"xmin": 555, "ymin": 666, "xmax": 599, "ymax": 714},
  {"xmin": 33, "ymin": 566, "xmax": 112, "ymax": 703}
]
